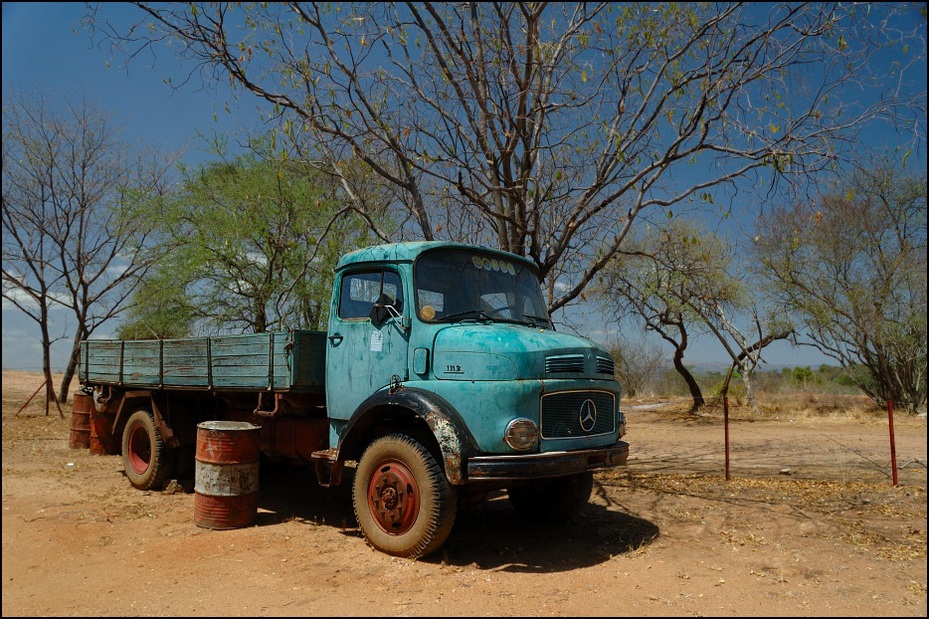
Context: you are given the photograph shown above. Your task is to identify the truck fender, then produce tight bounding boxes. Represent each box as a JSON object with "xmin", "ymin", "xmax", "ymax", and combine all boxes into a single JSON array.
[
  {"xmin": 339, "ymin": 387, "xmax": 478, "ymax": 485},
  {"xmin": 112, "ymin": 390, "xmax": 180, "ymax": 450}
]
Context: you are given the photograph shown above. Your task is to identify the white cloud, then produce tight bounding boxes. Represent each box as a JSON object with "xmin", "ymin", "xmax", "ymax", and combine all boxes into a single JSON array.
[{"xmin": 2, "ymin": 288, "xmax": 71, "ymax": 311}]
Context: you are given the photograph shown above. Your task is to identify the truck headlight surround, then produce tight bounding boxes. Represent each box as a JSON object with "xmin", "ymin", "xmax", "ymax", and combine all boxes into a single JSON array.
[{"xmin": 504, "ymin": 418, "xmax": 539, "ymax": 451}]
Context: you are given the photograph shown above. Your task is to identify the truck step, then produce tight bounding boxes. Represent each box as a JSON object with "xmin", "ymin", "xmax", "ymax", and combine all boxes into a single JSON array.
[
  {"xmin": 310, "ymin": 449, "xmax": 343, "ymax": 487},
  {"xmin": 310, "ymin": 448, "xmax": 338, "ymax": 462}
]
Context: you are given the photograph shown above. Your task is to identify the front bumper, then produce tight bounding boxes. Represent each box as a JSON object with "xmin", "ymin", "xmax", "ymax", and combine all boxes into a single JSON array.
[{"xmin": 466, "ymin": 441, "xmax": 629, "ymax": 481}]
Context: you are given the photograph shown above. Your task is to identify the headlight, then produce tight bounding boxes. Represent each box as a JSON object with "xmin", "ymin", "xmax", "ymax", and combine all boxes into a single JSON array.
[{"xmin": 504, "ymin": 418, "xmax": 538, "ymax": 451}]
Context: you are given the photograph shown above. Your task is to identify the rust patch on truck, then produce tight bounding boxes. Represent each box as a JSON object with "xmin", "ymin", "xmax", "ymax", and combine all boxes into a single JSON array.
[{"xmin": 422, "ymin": 405, "xmax": 464, "ymax": 485}]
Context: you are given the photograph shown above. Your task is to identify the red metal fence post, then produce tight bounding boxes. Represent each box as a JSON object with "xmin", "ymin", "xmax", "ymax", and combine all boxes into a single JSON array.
[
  {"xmin": 724, "ymin": 395, "xmax": 730, "ymax": 481},
  {"xmin": 886, "ymin": 400, "xmax": 898, "ymax": 486}
]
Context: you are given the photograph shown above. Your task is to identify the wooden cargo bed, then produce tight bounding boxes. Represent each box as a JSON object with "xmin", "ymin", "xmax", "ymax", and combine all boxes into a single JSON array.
[{"xmin": 79, "ymin": 331, "xmax": 326, "ymax": 393}]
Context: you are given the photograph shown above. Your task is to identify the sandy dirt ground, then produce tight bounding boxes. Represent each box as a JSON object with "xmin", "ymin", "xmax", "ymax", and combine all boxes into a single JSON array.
[{"xmin": 2, "ymin": 370, "xmax": 926, "ymax": 617}]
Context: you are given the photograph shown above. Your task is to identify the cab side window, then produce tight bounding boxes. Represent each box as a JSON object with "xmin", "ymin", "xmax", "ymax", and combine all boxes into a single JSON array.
[{"xmin": 338, "ymin": 270, "xmax": 403, "ymax": 319}]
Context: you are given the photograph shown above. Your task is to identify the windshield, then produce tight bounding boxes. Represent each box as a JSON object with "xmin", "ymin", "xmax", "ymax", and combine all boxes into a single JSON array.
[{"xmin": 414, "ymin": 248, "xmax": 551, "ymax": 327}]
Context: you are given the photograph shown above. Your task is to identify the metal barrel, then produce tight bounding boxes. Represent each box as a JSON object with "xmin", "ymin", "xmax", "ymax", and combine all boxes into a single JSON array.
[
  {"xmin": 69, "ymin": 393, "xmax": 92, "ymax": 449},
  {"xmin": 194, "ymin": 421, "xmax": 261, "ymax": 529},
  {"xmin": 89, "ymin": 405, "xmax": 115, "ymax": 456}
]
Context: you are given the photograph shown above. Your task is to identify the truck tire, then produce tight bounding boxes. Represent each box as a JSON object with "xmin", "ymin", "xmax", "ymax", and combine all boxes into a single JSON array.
[
  {"xmin": 353, "ymin": 433, "xmax": 457, "ymax": 559},
  {"xmin": 121, "ymin": 409, "xmax": 176, "ymax": 490},
  {"xmin": 507, "ymin": 471, "xmax": 594, "ymax": 524}
]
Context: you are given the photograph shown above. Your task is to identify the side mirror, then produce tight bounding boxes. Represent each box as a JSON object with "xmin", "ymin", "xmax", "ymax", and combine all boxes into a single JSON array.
[
  {"xmin": 369, "ymin": 293, "xmax": 407, "ymax": 330},
  {"xmin": 370, "ymin": 304, "xmax": 392, "ymax": 328}
]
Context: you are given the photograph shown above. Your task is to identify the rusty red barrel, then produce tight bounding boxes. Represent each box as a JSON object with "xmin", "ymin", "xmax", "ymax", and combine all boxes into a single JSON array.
[
  {"xmin": 89, "ymin": 405, "xmax": 115, "ymax": 456},
  {"xmin": 69, "ymin": 393, "xmax": 92, "ymax": 449},
  {"xmin": 194, "ymin": 421, "xmax": 261, "ymax": 529}
]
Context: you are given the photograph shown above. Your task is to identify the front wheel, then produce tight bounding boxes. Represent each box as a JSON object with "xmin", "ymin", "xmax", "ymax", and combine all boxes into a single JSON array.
[
  {"xmin": 121, "ymin": 409, "xmax": 175, "ymax": 490},
  {"xmin": 353, "ymin": 434, "xmax": 457, "ymax": 559},
  {"xmin": 507, "ymin": 471, "xmax": 594, "ymax": 524}
]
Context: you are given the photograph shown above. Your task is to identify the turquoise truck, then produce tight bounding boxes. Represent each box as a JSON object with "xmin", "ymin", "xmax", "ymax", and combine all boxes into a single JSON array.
[{"xmin": 79, "ymin": 241, "xmax": 628, "ymax": 558}]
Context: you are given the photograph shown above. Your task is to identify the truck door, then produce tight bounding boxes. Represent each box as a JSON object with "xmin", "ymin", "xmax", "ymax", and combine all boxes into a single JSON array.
[{"xmin": 326, "ymin": 268, "xmax": 409, "ymax": 422}]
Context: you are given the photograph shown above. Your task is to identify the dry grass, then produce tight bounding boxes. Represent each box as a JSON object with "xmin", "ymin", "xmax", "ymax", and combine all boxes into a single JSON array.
[
  {"xmin": 633, "ymin": 391, "xmax": 916, "ymax": 425},
  {"xmin": 716, "ymin": 392, "xmax": 885, "ymax": 422},
  {"xmin": 601, "ymin": 471, "xmax": 928, "ymax": 562}
]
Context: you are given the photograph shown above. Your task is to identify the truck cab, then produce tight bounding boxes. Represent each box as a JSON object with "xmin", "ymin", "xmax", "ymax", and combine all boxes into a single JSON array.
[{"xmin": 322, "ymin": 242, "xmax": 628, "ymax": 557}]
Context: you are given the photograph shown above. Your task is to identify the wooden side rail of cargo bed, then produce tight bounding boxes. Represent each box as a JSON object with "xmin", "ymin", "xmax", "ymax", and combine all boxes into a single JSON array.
[{"xmin": 79, "ymin": 331, "xmax": 327, "ymax": 394}]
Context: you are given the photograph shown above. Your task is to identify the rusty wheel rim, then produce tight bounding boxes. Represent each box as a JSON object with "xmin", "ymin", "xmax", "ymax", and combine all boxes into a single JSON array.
[
  {"xmin": 127, "ymin": 423, "xmax": 152, "ymax": 475},
  {"xmin": 366, "ymin": 458, "xmax": 420, "ymax": 535}
]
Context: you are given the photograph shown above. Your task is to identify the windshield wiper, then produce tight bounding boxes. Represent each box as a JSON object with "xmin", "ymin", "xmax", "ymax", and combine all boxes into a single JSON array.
[
  {"xmin": 522, "ymin": 313, "xmax": 553, "ymax": 328},
  {"xmin": 435, "ymin": 309, "xmax": 496, "ymax": 323}
]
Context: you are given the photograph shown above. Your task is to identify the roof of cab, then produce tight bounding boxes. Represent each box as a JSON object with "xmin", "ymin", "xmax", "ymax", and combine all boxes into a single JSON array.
[{"xmin": 336, "ymin": 241, "xmax": 537, "ymax": 271}]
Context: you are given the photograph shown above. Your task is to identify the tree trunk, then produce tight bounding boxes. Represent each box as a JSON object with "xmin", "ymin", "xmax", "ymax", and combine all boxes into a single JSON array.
[
  {"xmin": 672, "ymin": 345, "xmax": 705, "ymax": 413},
  {"xmin": 58, "ymin": 326, "xmax": 87, "ymax": 404},
  {"xmin": 58, "ymin": 346, "xmax": 80, "ymax": 405},
  {"xmin": 742, "ymin": 367, "xmax": 759, "ymax": 412},
  {"xmin": 39, "ymin": 319, "xmax": 63, "ymax": 417},
  {"xmin": 655, "ymin": 323, "xmax": 705, "ymax": 413}
]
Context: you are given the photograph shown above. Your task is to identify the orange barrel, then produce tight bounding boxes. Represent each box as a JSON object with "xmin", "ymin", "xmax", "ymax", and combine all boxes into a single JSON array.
[
  {"xmin": 69, "ymin": 393, "xmax": 92, "ymax": 449},
  {"xmin": 194, "ymin": 421, "xmax": 261, "ymax": 529},
  {"xmin": 89, "ymin": 405, "xmax": 115, "ymax": 456}
]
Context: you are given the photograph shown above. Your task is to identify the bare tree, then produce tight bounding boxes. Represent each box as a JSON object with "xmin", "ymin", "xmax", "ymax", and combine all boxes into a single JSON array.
[
  {"xmin": 2, "ymin": 91, "xmax": 177, "ymax": 403},
  {"xmin": 600, "ymin": 218, "xmax": 793, "ymax": 411},
  {"xmin": 605, "ymin": 336, "xmax": 666, "ymax": 399},
  {"xmin": 1, "ymin": 136, "xmax": 66, "ymax": 415},
  {"xmin": 86, "ymin": 2, "xmax": 927, "ymax": 317},
  {"xmin": 756, "ymin": 161, "xmax": 927, "ymax": 413},
  {"xmin": 599, "ymin": 236, "xmax": 706, "ymax": 411}
]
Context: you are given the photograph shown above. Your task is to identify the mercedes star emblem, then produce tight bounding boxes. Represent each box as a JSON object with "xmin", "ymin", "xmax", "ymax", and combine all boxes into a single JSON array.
[{"xmin": 579, "ymin": 398, "xmax": 597, "ymax": 432}]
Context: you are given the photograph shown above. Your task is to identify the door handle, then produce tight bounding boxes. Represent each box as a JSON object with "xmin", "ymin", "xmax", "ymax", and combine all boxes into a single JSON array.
[{"xmin": 328, "ymin": 333, "xmax": 343, "ymax": 346}]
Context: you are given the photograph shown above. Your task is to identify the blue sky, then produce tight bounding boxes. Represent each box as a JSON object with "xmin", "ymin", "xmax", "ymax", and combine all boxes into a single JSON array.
[
  {"xmin": 2, "ymin": 2, "xmax": 260, "ymax": 371},
  {"xmin": 2, "ymin": 2, "xmax": 870, "ymax": 372},
  {"xmin": 1, "ymin": 3, "xmax": 263, "ymax": 156}
]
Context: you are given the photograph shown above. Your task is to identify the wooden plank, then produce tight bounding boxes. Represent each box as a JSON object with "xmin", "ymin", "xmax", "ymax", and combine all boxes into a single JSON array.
[
  {"xmin": 80, "ymin": 330, "xmax": 329, "ymax": 393},
  {"xmin": 84, "ymin": 340, "xmax": 125, "ymax": 384},
  {"xmin": 211, "ymin": 333, "xmax": 273, "ymax": 389},
  {"xmin": 161, "ymin": 338, "xmax": 210, "ymax": 387},
  {"xmin": 121, "ymin": 340, "xmax": 162, "ymax": 386}
]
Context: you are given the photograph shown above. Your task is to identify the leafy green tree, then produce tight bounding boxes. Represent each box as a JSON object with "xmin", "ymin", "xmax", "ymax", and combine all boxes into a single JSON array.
[
  {"xmin": 88, "ymin": 2, "xmax": 926, "ymax": 316},
  {"xmin": 791, "ymin": 366, "xmax": 815, "ymax": 386},
  {"xmin": 115, "ymin": 264, "xmax": 196, "ymax": 339},
  {"xmin": 756, "ymin": 162, "xmax": 927, "ymax": 413},
  {"xmin": 120, "ymin": 151, "xmax": 374, "ymax": 336}
]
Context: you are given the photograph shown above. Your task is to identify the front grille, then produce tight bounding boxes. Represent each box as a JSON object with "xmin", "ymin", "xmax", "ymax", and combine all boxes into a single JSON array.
[
  {"xmin": 595, "ymin": 355, "xmax": 615, "ymax": 375},
  {"xmin": 540, "ymin": 390, "xmax": 616, "ymax": 439},
  {"xmin": 545, "ymin": 354, "xmax": 585, "ymax": 374}
]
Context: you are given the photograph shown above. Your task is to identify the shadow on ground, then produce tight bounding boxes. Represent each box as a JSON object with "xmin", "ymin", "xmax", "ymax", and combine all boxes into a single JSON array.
[{"xmin": 249, "ymin": 462, "xmax": 659, "ymax": 573}]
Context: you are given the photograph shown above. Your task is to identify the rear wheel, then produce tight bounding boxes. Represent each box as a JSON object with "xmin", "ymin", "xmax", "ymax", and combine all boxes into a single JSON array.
[
  {"xmin": 507, "ymin": 471, "xmax": 594, "ymax": 524},
  {"xmin": 121, "ymin": 409, "xmax": 176, "ymax": 490},
  {"xmin": 353, "ymin": 434, "xmax": 457, "ymax": 559}
]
